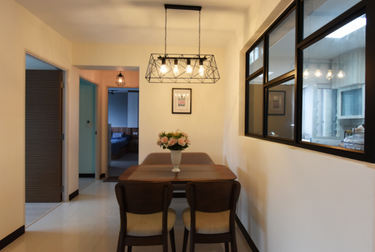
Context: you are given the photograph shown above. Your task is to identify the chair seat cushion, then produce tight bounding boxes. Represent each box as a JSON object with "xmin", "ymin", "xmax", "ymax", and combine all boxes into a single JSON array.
[
  {"xmin": 126, "ymin": 208, "xmax": 176, "ymax": 237},
  {"xmin": 182, "ymin": 208, "xmax": 230, "ymax": 234}
]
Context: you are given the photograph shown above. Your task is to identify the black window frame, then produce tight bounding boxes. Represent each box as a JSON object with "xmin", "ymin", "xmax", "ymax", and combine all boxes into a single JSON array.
[{"xmin": 245, "ymin": 0, "xmax": 375, "ymax": 163}]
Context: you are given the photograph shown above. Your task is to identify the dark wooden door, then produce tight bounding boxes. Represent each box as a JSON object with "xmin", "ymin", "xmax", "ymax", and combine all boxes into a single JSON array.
[{"xmin": 26, "ymin": 70, "xmax": 62, "ymax": 202}]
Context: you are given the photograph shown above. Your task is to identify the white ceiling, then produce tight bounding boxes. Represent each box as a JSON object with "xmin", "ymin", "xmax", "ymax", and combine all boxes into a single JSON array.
[{"xmin": 14, "ymin": 0, "xmax": 250, "ymax": 48}]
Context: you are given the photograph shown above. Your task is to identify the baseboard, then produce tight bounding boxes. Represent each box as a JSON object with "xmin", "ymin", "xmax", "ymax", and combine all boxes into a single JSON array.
[
  {"xmin": 235, "ymin": 215, "xmax": 259, "ymax": 252},
  {"xmin": 0, "ymin": 226, "xmax": 25, "ymax": 250},
  {"xmin": 100, "ymin": 173, "xmax": 105, "ymax": 179},
  {"xmin": 69, "ymin": 189, "xmax": 79, "ymax": 201},
  {"xmin": 79, "ymin": 173, "xmax": 95, "ymax": 178}
]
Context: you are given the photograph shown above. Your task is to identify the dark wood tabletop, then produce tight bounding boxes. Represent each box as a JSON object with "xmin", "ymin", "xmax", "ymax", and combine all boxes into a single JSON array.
[{"xmin": 118, "ymin": 164, "xmax": 237, "ymax": 184}]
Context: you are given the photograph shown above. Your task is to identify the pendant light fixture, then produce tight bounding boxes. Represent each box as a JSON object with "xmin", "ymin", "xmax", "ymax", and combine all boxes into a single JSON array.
[
  {"xmin": 314, "ymin": 63, "xmax": 322, "ymax": 77},
  {"xmin": 337, "ymin": 45, "xmax": 345, "ymax": 79},
  {"xmin": 337, "ymin": 70, "xmax": 345, "ymax": 78},
  {"xmin": 326, "ymin": 69, "xmax": 333, "ymax": 80},
  {"xmin": 303, "ymin": 69, "xmax": 309, "ymax": 79},
  {"xmin": 145, "ymin": 4, "xmax": 220, "ymax": 83},
  {"xmin": 115, "ymin": 71, "xmax": 126, "ymax": 86}
]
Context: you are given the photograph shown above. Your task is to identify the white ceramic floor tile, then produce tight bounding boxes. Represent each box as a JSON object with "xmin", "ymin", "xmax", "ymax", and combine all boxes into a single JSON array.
[
  {"xmin": 25, "ymin": 203, "xmax": 61, "ymax": 227},
  {"xmin": 3, "ymin": 181, "xmax": 253, "ymax": 252},
  {"xmin": 79, "ymin": 177, "xmax": 96, "ymax": 190}
]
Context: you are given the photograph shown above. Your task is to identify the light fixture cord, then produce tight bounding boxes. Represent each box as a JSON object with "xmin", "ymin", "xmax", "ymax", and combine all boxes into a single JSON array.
[
  {"xmin": 165, "ymin": 8, "xmax": 167, "ymax": 57},
  {"xmin": 199, "ymin": 10, "xmax": 201, "ymax": 57}
]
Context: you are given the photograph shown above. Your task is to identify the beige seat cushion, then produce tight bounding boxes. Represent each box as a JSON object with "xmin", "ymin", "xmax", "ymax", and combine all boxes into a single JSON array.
[
  {"xmin": 126, "ymin": 208, "xmax": 176, "ymax": 237},
  {"xmin": 182, "ymin": 208, "xmax": 230, "ymax": 234}
]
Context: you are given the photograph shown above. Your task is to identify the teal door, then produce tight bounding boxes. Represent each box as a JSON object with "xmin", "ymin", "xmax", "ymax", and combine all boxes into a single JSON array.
[{"xmin": 79, "ymin": 79, "xmax": 96, "ymax": 176}]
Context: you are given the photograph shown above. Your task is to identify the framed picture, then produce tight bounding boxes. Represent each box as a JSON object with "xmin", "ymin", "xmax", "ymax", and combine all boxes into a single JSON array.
[
  {"xmin": 172, "ymin": 88, "xmax": 192, "ymax": 114},
  {"xmin": 268, "ymin": 91, "xmax": 285, "ymax": 115}
]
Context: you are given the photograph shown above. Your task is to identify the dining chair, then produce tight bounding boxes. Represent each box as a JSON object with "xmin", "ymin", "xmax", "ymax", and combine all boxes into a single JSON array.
[
  {"xmin": 182, "ymin": 180, "xmax": 241, "ymax": 252},
  {"xmin": 115, "ymin": 181, "xmax": 176, "ymax": 252}
]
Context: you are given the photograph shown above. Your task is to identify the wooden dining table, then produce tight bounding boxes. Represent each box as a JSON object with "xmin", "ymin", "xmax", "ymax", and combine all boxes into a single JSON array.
[{"xmin": 119, "ymin": 164, "xmax": 237, "ymax": 184}]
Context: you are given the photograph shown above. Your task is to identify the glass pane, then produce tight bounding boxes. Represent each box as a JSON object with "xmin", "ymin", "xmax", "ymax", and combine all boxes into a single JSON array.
[
  {"xmin": 301, "ymin": 15, "xmax": 366, "ymax": 152},
  {"xmin": 304, "ymin": 0, "xmax": 362, "ymax": 39},
  {"xmin": 247, "ymin": 77, "xmax": 263, "ymax": 135},
  {"xmin": 248, "ymin": 41, "xmax": 264, "ymax": 76},
  {"xmin": 267, "ymin": 79, "xmax": 295, "ymax": 139},
  {"xmin": 268, "ymin": 10, "xmax": 296, "ymax": 81}
]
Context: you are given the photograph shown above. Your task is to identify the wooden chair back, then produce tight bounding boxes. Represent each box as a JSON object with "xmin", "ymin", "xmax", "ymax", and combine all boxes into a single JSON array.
[
  {"xmin": 186, "ymin": 180, "xmax": 240, "ymax": 213},
  {"xmin": 115, "ymin": 181, "xmax": 173, "ymax": 214},
  {"xmin": 115, "ymin": 182, "xmax": 175, "ymax": 252}
]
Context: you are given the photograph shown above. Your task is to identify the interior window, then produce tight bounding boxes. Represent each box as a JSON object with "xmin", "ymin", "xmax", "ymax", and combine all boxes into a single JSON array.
[
  {"xmin": 303, "ymin": 0, "xmax": 362, "ymax": 38},
  {"xmin": 267, "ymin": 79, "xmax": 295, "ymax": 139},
  {"xmin": 248, "ymin": 41, "xmax": 264, "ymax": 76},
  {"xmin": 247, "ymin": 76, "xmax": 263, "ymax": 135},
  {"xmin": 301, "ymin": 14, "xmax": 366, "ymax": 151},
  {"xmin": 268, "ymin": 10, "xmax": 296, "ymax": 81}
]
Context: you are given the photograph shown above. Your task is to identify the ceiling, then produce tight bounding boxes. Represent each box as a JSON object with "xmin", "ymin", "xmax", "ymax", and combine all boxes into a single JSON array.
[{"xmin": 14, "ymin": 0, "xmax": 250, "ymax": 48}]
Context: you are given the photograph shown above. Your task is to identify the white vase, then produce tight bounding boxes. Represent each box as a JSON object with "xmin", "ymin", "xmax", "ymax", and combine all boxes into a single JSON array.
[{"xmin": 170, "ymin": 150, "xmax": 182, "ymax": 172}]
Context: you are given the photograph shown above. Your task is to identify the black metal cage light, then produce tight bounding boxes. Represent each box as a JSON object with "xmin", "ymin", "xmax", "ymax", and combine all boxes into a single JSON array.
[
  {"xmin": 145, "ymin": 4, "xmax": 220, "ymax": 84},
  {"xmin": 115, "ymin": 71, "xmax": 126, "ymax": 86}
]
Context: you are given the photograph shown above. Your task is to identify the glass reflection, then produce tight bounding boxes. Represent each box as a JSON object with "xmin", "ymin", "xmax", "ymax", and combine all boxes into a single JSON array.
[
  {"xmin": 303, "ymin": 0, "xmax": 362, "ymax": 38},
  {"xmin": 267, "ymin": 79, "xmax": 295, "ymax": 139},
  {"xmin": 247, "ymin": 78, "xmax": 263, "ymax": 135},
  {"xmin": 301, "ymin": 15, "xmax": 366, "ymax": 151},
  {"xmin": 248, "ymin": 41, "xmax": 264, "ymax": 76},
  {"xmin": 268, "ymin": 10, "xmax": 296, "ymax": 81}
]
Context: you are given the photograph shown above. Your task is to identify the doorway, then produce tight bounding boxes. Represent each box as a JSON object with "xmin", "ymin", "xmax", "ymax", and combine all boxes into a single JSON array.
[
  {"xmin": 106, "ymin": 88, "xmax": 139, "ymax": 179},
  {"xmin": 79, "ymin": 78, "xmax": 97, "ymax": 189},
  {"xmin": 25, "ymin": 54, "xmax": 64, "ymax": 226}
]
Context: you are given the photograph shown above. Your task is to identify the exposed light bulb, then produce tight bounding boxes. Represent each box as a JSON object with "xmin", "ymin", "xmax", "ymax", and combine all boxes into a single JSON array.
[
  {"xmin": 186, "ymin": 59, "xmax": 192, "ymax": 73},
  {"xmin": 314, "ymin": 69, "xmax": 322, "ymax": 77},
  {"xmin": 199, "ymin": 59, "xmax": 204, "ymax": 76},
  {"xmin": 303, "ymin": 69, "xmax": 309, "ymax": 79},
  {"xmin": 173, "ymin": 59, "xmax": 179, "ymax": 76},
  {"xmin": 160, "ymin": 64, "xmax": 167, "ymax": 74},
  {"xmin": 326, "ymin": 69, "xmax": 333, "ymax": 80},
  {"xmin": 199, "ymin": 65, "xmax": 204, "ymax": 76},
  {"xmin": 173, "ymin": 65, "xmax": 179, "ymax": 75},
  {"xmin": 160, "ymin": 58, "xmax": 167, "ymax": 74},
  {"xmin": 337, "ymin": 70, "xmax": 345, "ymax": 78},
  {"xmin": 115, "ymin": 71, "xmax": 126, "ymax": 86}
]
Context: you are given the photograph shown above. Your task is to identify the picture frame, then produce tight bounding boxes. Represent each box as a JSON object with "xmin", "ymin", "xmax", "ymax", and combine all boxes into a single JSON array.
[
  {"xmin": 172, "ymin": 88, "xmax": 192, "ymax": 114},
  {"xmin": 268, "ymin": 91, "xmax": 285, "ymax": 115}
]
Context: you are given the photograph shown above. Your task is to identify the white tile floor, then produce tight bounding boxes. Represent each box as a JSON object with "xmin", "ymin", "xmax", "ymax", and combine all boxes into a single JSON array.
[
  {"xmin": 25, "ymin": 203, "xmax": 61, "ymax": 227},
  {"xmin": 79, "ymin": 177, "xmax": 96, "ymax": 190},
  {"xmin": 4, "ymin": 181, "xmax": 252, "ymax": 252}
]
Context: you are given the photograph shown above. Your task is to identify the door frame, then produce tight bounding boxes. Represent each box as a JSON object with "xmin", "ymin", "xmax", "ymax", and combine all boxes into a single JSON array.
[
  {"xmin": 25, "ymin": 51, "xmax": 68, "ymax": 202},
  {"xmin": 79, "ymin": 78, "xmax": 99, "ymax": 180}
]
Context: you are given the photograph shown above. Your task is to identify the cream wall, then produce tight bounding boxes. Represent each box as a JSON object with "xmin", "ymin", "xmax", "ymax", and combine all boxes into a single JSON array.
[
  {"xmin": 72, "ymin": 44, "xmax": 225, "ymax": 165},
  {"xmin": 0, "ymin": 0, "xmax": 74, "ymax": 241},
  {"xmin": 223, "ymin": 0, "xmax": 375, "ymax": 252}
]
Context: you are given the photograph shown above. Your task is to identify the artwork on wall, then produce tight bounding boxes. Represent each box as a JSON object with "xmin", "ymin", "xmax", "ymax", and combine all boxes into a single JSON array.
[
  {"xmin": 172, "ymin": 88, "xmax": 192, "ymax": 114},
  {"xmin": 268, "ymin": 91, "xmax": 285, "ymax": 115}
]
